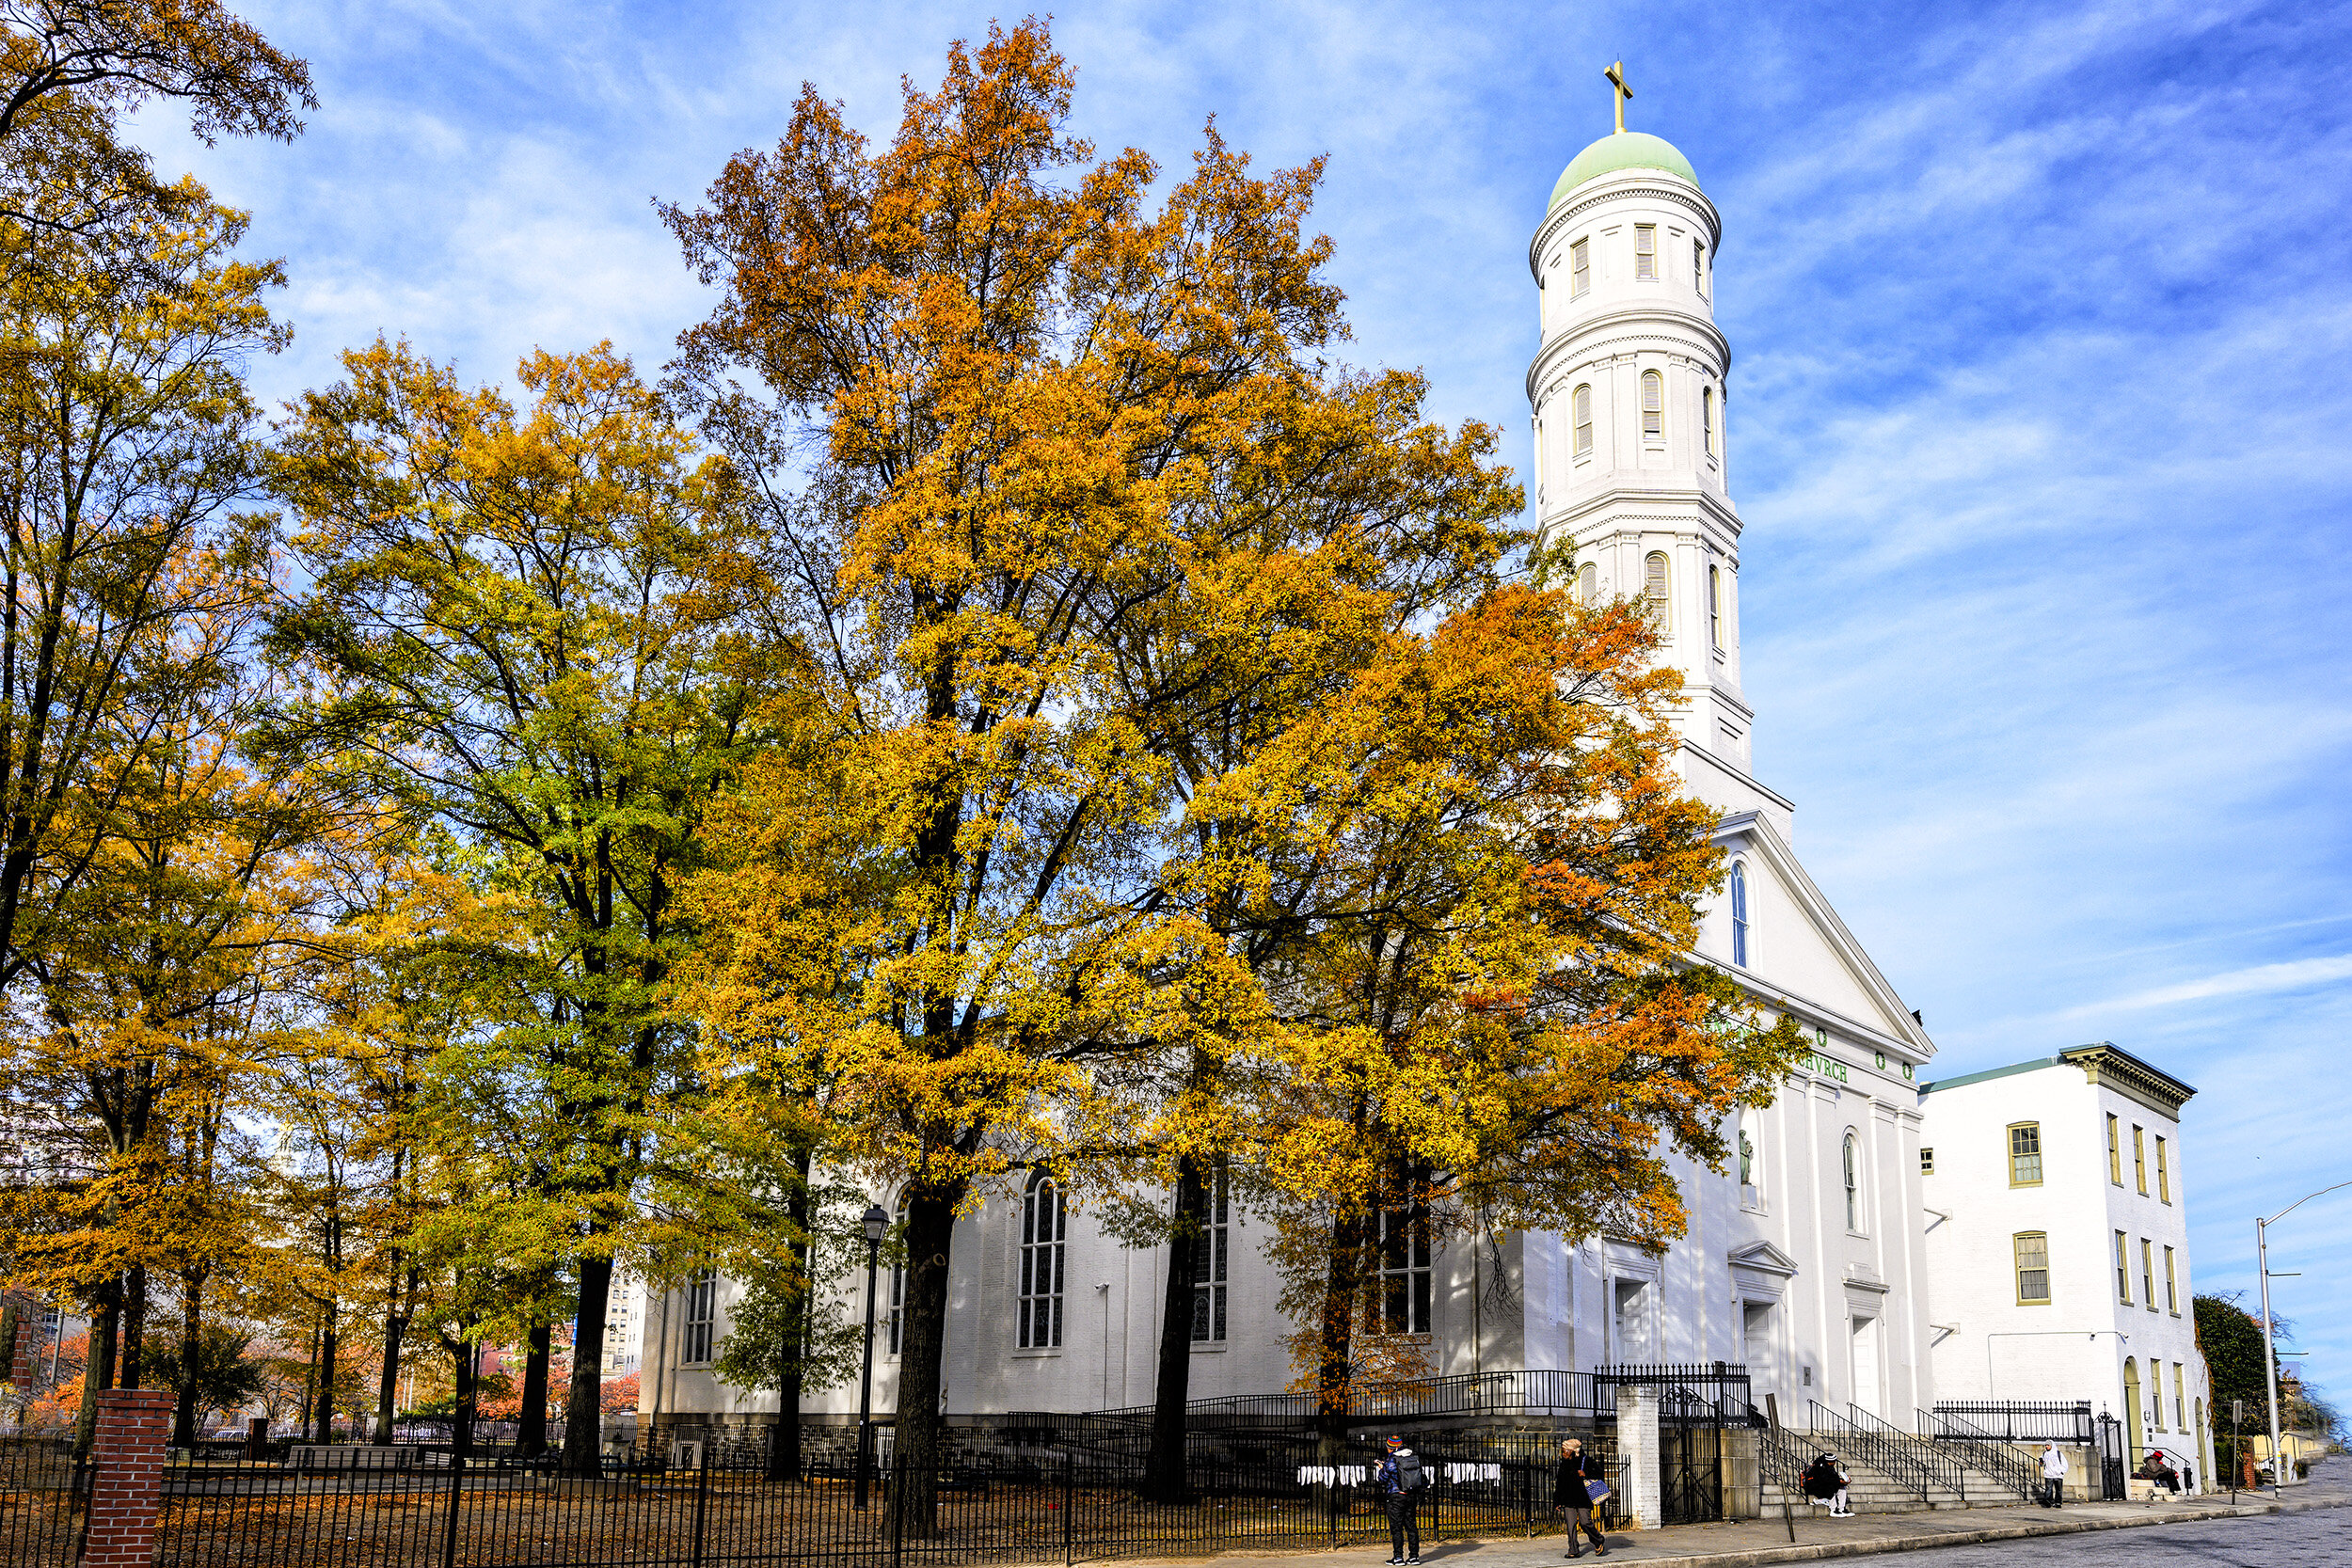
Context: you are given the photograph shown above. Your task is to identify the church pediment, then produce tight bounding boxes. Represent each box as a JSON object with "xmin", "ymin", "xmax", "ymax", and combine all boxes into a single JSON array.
[
  {"xmin": 1712, "ymin": 811, "xmax": 1936, "ymax": 1060},
  {"xmin": 1727, "ymin": 1241, "xmax": 1800, "ymax": 1277}
]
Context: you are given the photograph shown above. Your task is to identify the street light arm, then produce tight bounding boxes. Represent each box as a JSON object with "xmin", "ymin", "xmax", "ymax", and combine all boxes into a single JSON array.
[{"xmin": 2263, "ymin": 1179, "xmax": 2352, "ymax": 1227}]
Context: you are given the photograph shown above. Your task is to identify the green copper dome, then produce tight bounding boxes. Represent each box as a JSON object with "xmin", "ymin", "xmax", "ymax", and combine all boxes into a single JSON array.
[{"xmin": 1549, "ymin": 131, "xmax": 1699, "ymax": 209}]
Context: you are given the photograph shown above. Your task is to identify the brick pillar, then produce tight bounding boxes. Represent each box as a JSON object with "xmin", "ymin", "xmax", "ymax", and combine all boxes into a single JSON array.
[
  {"xmin": 85, "ymin": 1387, "xmax": 173, "ymax": 1568},
  {"xmin": 1616, "ymin": 1384, "xmax": 1661, "ymax": 1529},
  {"xmin": 1, "ymin": 1291, "xmax": 40, "ymax": 1389}
]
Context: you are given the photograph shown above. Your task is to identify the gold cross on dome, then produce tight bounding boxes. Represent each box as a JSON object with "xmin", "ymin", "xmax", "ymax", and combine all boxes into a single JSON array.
[{"xmin": 1605, "ymin": 59, "xmax": 1632, "ymax": 135}]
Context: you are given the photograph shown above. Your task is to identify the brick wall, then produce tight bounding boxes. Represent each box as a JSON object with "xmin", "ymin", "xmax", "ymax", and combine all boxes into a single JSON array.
[{"xmin": 84, "ymin": 1386, "xmax": 173, "ymax": 1568}]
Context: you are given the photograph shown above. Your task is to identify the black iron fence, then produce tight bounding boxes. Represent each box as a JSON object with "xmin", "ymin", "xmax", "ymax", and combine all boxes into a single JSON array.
[
  {"xmin": 1926, "ymin": 1402, "xmax": 2093, "ymax": 1445},
  {"xmin": 1, "ymin": 1437, "xmax": 89, "ymax": 1568},
  {"xmin": 151, "ymin": 1442, "xmax": 1624, "ymax": 1568}
]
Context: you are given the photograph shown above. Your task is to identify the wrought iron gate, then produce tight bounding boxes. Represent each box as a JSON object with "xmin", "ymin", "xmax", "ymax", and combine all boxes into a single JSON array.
[
  {"xmin": 1658, "ymin": 1386, "xmax": 1725, "ymax": 1525},
  {"xmin": 2095, "ymin": 1414, "xmax": 2126, "ymax": 1500}
]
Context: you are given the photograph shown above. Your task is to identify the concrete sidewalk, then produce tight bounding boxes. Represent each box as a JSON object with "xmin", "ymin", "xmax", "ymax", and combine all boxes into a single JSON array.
[{"xmin": 1116, "ymin": 1457, "xmax": 2352, "ymax": 1568}]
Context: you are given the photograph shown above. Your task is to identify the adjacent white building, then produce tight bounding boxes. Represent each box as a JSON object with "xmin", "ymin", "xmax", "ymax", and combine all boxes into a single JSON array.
[{"xmin": 1919, "ymin": 1044, "xmax": 2210, "ymax": 1484}]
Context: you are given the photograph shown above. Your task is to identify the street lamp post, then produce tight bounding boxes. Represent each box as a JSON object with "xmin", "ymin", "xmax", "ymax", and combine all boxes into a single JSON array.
[
  {"xmin": 855, "ymin": 1202, "xmax": 889, "ymax": 1512},
  {"xmin": 2255, "ymin": 1179, "xmax": 2352, "ymax": 1495}
]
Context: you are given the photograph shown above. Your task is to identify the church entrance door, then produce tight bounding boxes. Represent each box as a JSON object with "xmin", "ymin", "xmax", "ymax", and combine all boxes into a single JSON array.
[{"xmin": 1849, "ymin": 1317, "xmax": 1881, "ymax": 1419}]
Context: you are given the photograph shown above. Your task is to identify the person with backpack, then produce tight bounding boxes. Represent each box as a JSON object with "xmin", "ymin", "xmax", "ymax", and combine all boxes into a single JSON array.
[
  {"xmin": 1374, "ymin": 1435, "xmax": 1428, "ymax": 1565},
  {"xmin": 1551, "ymin": 1436, "xmax": 1610, "ymax": 1558}
]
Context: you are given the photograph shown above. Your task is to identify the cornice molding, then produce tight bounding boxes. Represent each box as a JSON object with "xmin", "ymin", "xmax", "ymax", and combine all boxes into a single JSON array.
[
  {"xmin": 2059, "ymin": 1044, "xmax": 2196, "ymax": 1119},
  {"xmin": 1529, "ymin": 315, "xmax": 1732, "ymax": 402}
]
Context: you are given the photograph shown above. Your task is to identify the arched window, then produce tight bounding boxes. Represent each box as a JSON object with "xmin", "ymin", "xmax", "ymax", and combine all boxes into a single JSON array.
[
  {"xmin": 1641, "ymin": 370, "xmax": 1664, "ymax": 439},
  {"xmin": 1842, "ymin": 1132, "xmax": 1862, "ymax": 1232},
  {"xmin": 1644, "ymin": 551, "xmax": 1669, "ymax": 632},
  {"xmin": 1186, "ymin": 1161, "xmax": 1231, "ymax": 1342},
  {"xmin": 1019, "ymin": 1172, "xmax": 1066, "ymax": 1349},
  {"xmin": 1576, "ymin": 561, "xmax": 1597, "ymax": 607},
  {"xmin": 1572, "ymin": 384, "xmax": 1593, "ymax": 457},
  {"xmin": 1702, "ymin": 387, "xmax": 1716, "ymax": 455},
  {"xmin": 886, "ymin": 1193, "xmax": 909, "ymax": 1354},
  {"xmin": 682, "ymin": 1271, "xmax": 718, "ymax": 1364},
  {"xmin": 1730, "ymin": 861, "xmax": 1749, "ymax": 967},
  {"xmin": 1708, "ymin": 563, "xmax": 1724, "ymax": 651}
]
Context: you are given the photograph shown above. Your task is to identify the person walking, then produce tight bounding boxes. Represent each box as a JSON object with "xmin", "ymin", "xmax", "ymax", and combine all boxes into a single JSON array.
[
  {"xmin": 2039, "ymin": 1441, "xmax": 2068, "ymax": 1508},
  {"xmin": 1374, "ymin": 1435, "xmax": 1426, "ymax": 1565},
  {"xmin": 1551, "ymin": 1436, "xmax": 1610, "ymax": 1559}
]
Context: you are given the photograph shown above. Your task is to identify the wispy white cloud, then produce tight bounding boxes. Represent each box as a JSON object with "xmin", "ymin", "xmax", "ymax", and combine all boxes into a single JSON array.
[{"xmin": 2059, "ymin": 954, "xmax": 2352, "ymax": 1016}]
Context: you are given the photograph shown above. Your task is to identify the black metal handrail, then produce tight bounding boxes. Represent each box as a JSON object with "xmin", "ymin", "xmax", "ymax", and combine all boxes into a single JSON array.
[
  {"xmin": 1806, "ymin": 1402, "xmax": 1934, "ymax": 1504},
  {"xmin": 1915, "ymin": 1407, "xmax": 2038, "ymax": 1503},
  {"xmin": 1845, "ymin": 1403, "xmax": 1969, "ymax": 1500}
]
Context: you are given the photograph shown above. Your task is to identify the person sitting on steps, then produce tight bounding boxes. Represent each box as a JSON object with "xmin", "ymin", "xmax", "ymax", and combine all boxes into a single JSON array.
[{"xmin": 1802, "ymin": 1451, "xmax": 1852, "ymax": 1516}]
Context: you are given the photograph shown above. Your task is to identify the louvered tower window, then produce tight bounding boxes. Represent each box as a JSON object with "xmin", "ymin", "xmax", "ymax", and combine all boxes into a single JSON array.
[
  {"xmin": 1634, "ymin": 224, "xmax": 1657, "ymax": 279},
  {"xmin": 1572, "ymin": 384, "xmax": 1593, "ymax": 456},
  {"xmin": 1576, "ymin": 561, "xmax": 1597, "ymax": 606},
  {"xmin": 1643, "ymin": 550, "xmax": 1669, "ymax": 631},
  {"xmin": 1641, "ymin": 371, "xmax": 1663, "ymax": 438},
  {"xmin": 1702, "ymin": 387, "xmax": 1716, "ymax": 455},
  {"xmin": 1570, "ymin": 238, "xmax": 1590, "ymax": 297}
]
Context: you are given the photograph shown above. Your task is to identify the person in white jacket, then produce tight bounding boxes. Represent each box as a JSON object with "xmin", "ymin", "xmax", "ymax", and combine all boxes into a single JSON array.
[{"xmin": 2039, "ymin": 1443, "xmax": 2068, "ymax": 1508}]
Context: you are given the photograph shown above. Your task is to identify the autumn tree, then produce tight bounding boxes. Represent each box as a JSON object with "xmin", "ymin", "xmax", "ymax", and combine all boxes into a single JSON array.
[
  {"xmin": 658, "ymin": 19, "xmax": 1556, "ymax": 1523},
  {"xmin": 263, "ymin": 341, "xmax": 774, "ymax": 1474}
]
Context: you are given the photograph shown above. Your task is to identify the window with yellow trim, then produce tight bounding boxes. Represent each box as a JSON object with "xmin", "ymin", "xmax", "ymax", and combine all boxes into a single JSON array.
[
  {"xmin": 2107, "ymin": 1115, "xmax": 2122, "ymax": 1185},
  {"xmin": 2134, "ymin": 1125, "xmax": 2148, "ymax": 1194},
  {"xmin": 2114, "ymin": 1230, "xmax": 2131, "ymax": 1304},
  {"xmin": 2013, "ymin": 1232, "xmax": 2050, "ymax": 1305},
  {"xmin": 2155, "ymin": 1135, "xmax": 2170, "ymax": 1203},
  {"xmin": 2008, "ymin": 1122, "xmax": 2043, "ymax": 1186}
]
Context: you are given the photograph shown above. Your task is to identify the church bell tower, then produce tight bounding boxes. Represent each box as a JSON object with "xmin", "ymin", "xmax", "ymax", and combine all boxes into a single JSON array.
[{"xmin": 1530, "ymin": 67, "xmax": 1760, "ymax": 811}]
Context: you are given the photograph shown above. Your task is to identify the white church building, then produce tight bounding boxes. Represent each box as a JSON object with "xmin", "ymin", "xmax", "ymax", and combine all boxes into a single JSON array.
[{"xmin": 640, "ymin": 94, "xmax": 2209, "ymax": 1503}]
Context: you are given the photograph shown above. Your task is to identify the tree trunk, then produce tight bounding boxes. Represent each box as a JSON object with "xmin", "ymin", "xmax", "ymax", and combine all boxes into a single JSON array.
[
  {"xmin": 450, "ymin": 1340, "xmax": 477, "ymax": 1461},
  {"xmin": 313, "ymin": 1302, "xmax": 339, "ymax": 1444},
  {"xmin": 562, "ymin": 1248, "xmax": 613, "ymax": 1476},
  {"xmin": 769, "ymin": 1144, "xmax": 816, "ymax": 1481},
  {"xmin": 896, "ymin": 1186, "xmax": 963, "ymax": 1538},
  {"xmin": 1315, "ymin": 1209, "xmax": 1368, "ymax": 1465},
  {"xmin": 373, "ymin": 1267, "xmax": 413, "ymax": 1446},
  {"xmin": 171, "ymin": 1274, "xmax": 205, "ymax": 1448},
  {"xmin": 119, "ymin": 1264, "xmax": 147, "ymax": 1390},
  {"xmin": 1144, "ymin": 1154, "xmax": 1209, "ymax": 1501},
  {"xmin": 72, "ymin": 1293, "xmax": 119, "ymax": 1457},
  {"xmin": 517, "ymin": 1321, "xmax": 552, "ymax": 1457}
]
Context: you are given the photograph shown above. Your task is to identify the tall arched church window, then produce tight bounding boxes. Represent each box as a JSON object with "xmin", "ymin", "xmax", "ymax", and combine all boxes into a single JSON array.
[
  {"xmin": 1643, "ymin": 551, "xmax": 1669, "ymax": 632},
  {"xmin": 1570, "ymin": 238, "xmax": 1590, "ymax": 298},
  {"xmin": 1019, "ymin": 1172, "xmax": 1066, "ymax": 1349},
  {"xmin": 1185, "ymin": 1161, "xmax": 1231, "ymax": 1342},
  {"xmin": 1842, "ymin": 1132, "xmax": 1862, "ymax": 1232},
  {"xmin": 682, "ymin": 1271, "xmax": 717, "ymax": 1364},
  {"xmin": 1702, "ymin": 387, "xmax": 1716, "ymax": 456},
  {"xmin": 1572, "ymin": 384, "xmax": 1593, "ymax": 456},
  {"xmin": 1708, "ymin": 563, "xmax": 1724, "ymax": 652},
  {"xmin": 1730, "ymin": 861, "xmax": 1749, "ymax": 967},
  {"xmin": 886, "ymin": 1193, "xmax": 909, "ymax": 1354},
  {"xmin": 1641, "ymin": 371, "xmax": 1664, "ymax": 439},
  {"xmin": 1576, "ymin": 562, "xmax": 1597, "ymax": 607}
]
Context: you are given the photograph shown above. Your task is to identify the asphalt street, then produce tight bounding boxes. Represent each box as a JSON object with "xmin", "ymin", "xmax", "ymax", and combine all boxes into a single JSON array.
[{"xmin": 1821, "ymin": 1507, "xmax": 2346, "ymax": 1565}]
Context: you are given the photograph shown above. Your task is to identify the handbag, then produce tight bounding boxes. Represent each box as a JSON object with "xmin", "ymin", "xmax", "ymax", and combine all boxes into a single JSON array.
[{"xmin": 1583, "ymin": 1480, "xmax": 1612, "ymax": 1507}]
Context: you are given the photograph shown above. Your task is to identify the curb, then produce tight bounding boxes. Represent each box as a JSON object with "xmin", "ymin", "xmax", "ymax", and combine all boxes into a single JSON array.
[{"xmin": 1567, "ymin": 1494, "xmax": 2352, "ymax": 1565}]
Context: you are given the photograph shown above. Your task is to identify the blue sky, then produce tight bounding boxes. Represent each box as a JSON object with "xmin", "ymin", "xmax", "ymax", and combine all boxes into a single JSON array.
[{"xmin": 133, "ymin": 0, "xmax": 2352, "ymax": 1408}]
